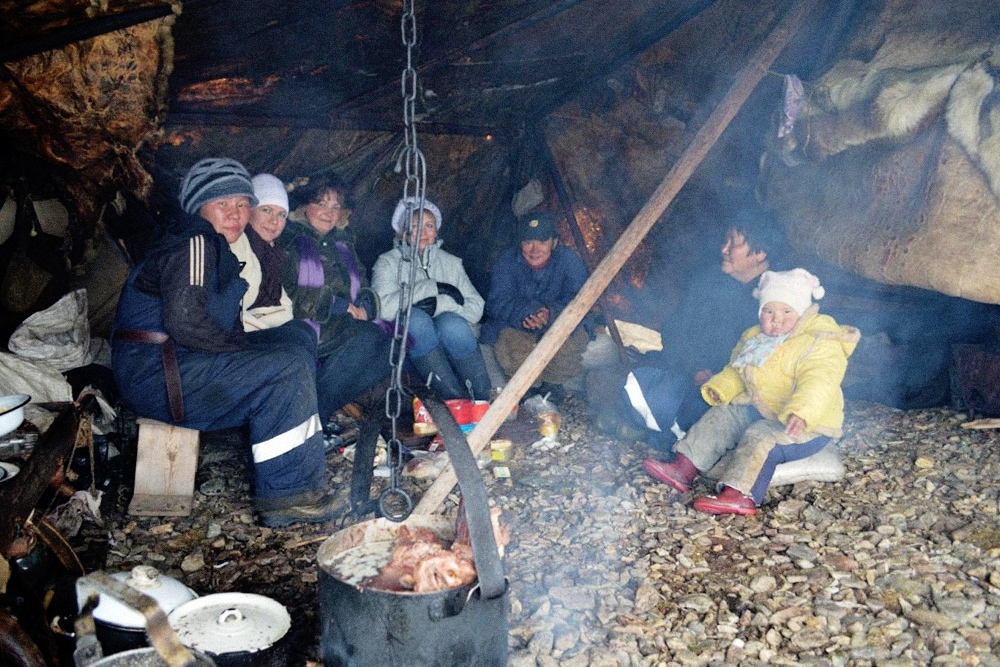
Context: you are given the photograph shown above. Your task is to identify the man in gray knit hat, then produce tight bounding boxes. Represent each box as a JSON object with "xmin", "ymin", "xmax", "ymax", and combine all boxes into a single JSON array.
[{"xmin": 112, "ymin": 157, "xmax": 341, "ymax": 527}]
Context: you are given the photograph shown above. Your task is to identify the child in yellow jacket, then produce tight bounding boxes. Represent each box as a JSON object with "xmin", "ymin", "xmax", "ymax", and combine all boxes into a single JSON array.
[{"xmin": 644, "ymin": 268, "xmax": 859, "ymax": 515}]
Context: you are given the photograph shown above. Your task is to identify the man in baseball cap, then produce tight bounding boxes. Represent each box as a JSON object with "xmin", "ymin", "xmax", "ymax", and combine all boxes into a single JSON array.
[{"xmin": 480, "ymin": 211, "xmax": 593, "ymax": 401}]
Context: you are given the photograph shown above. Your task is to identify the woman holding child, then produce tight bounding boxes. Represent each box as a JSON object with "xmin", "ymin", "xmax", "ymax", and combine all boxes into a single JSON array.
[{"xmin": 644, "ymin": 268, "xmax": 859, "ymax": 516}]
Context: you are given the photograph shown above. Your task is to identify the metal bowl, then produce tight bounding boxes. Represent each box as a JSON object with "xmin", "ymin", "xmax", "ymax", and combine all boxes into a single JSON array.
[{"xmin": 0, "ymin": 393, "xmax": 30, "ymax": 438}]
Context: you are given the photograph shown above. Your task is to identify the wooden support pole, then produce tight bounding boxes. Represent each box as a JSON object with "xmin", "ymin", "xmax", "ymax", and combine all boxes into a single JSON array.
[{"xmin": 414, "ymin": 0, "xmax": 815, "ymax": 515}]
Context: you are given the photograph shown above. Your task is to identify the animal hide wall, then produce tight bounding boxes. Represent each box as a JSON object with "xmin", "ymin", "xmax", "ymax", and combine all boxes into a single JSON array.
[
  {"xmin": 760, "ymin": 0, "xmax": 1000, "ymax": 304},
  {"xmin": 0, "ymin": 8, "xmax": 177, "ymax": 234}
]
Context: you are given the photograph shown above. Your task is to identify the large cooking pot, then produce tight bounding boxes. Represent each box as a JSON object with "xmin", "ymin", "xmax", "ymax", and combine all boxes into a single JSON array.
[
  {"xmin": 74, "ymin": 571, "xmax": 215, "ymax": 667},
  {"xmin": 168, "ymin": 593, "xmax": 291, "ymax": 667},
  {"xmin": 317, "ymin": 391, "xmax": 508, "ymax": 667},
  {"xmin": 76, "ymin": 566, "xmax": 198, "ymax": 654}
]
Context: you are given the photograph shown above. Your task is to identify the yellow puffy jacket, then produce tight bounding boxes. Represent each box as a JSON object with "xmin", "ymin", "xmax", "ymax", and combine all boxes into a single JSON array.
[{"xmin": 701, "ymin": 305, "xmax": 860, "ymax": 437}]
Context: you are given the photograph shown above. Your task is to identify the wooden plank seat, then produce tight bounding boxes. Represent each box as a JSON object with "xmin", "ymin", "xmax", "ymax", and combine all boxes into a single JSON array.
[{"xmin": 128, "ymin": 418, "xmax": 200, "ymax": 517}]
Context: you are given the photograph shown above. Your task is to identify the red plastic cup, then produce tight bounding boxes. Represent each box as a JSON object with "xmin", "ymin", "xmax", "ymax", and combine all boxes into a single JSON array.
[
  {"xmin": 445, "ymin": 399, "xmax": 474, "ymax": 425},
  {"xmin": 470, "ymin": 400, "xmax": 489, "ymax": 423}
]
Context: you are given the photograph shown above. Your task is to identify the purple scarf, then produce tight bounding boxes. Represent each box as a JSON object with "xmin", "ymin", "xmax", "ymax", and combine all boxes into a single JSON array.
[
  {"xmin": 295, "ymin": 232, "xmax": 410, "ymax": 347},
  {"xmin": 295, "ymin": 236, "xmax": 360, "ymax": 303},
  {"xmin": 295, "ymin": 235, "xmax": 324, "ymax": 337},
  {"xmin": 295, "ymin": 235, "xmax": 325, "ymax": 288},
  {"xmin": 334, "ymin": 241, "xmax": 361, "ymax": 303}
]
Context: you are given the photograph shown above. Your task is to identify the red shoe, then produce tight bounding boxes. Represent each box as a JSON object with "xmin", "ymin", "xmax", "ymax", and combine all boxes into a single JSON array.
[
  {"xmin": 692, "ymin": 486, "xmax": 757, "ymax": 516},
  {"xmin": 643, "ymin": 454, "xmax": 698, "ymax": 493}
]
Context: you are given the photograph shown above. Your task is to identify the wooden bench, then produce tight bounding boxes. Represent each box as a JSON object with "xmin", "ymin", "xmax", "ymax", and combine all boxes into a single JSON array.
[{"xmin": 128, "ymin": 418, "xmax": 200, "ymax": 517}]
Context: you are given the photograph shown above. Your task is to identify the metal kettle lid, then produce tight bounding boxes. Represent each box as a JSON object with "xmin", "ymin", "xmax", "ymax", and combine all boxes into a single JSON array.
[
  {"xmin": 77, "ymin": 566, "xmax": 198, "ymax": 629},
  {"xmin": 167, "ymin": 593, "xmax": 290, "ymax": 655}
]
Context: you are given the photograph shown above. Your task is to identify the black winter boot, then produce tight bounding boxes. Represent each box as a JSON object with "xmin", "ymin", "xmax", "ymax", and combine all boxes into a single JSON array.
[
  {"xmin": 452, "ymin": 350, "xmax": 492, "ymax": 401},
  {"xmin": 409, "ymin": 346, "xmax": 466, "ymax": 399},
  {"xmin": 351, "ymin": 376, "xmax": 392, "ymax": 418}
]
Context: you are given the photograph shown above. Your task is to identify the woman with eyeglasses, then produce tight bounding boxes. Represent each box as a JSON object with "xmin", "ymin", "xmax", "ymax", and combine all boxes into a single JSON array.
[{"xmin": 278, "ymin": 174, "xmax": 392, "ymax": 426}]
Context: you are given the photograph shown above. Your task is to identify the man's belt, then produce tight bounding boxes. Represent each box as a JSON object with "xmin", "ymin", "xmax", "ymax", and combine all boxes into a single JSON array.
[{"xmin": 115, "ymin": 329, "xmax": 185, "ymax": 423}]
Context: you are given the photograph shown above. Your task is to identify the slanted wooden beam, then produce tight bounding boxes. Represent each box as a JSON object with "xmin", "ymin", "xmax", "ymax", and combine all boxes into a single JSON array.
[{"xmin": 414, "ymin": 0, "xmax": 817, "ymax": 515}]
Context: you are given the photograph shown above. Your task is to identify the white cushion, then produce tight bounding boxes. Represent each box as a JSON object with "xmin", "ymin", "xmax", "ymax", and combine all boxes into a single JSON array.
[
  {"xmin": 705, "ymin": 445, "xmax": 845, "ymax": 486},
  {"xmin": 770, "ymin": 446, "xmax": 845, "ymax": 486}
]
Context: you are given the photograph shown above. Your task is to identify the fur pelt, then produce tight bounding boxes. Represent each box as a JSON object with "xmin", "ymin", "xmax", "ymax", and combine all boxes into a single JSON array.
[
  {"xmin": 947, "ymin": 61, "xmax": 1000, "ymax": 197},
  {"xmin": 772, "ymin": 0, "xmax": 1000, "ymax": 205},
  {"xmin": 777, "ymin": 47, "xmax": 1000, "ymax": 205}
]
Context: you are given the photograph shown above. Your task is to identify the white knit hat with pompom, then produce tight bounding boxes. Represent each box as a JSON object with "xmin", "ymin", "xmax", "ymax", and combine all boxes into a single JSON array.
[{"xmin": 753, "ymin": 268, "xmax": 825, "ymax": 316}]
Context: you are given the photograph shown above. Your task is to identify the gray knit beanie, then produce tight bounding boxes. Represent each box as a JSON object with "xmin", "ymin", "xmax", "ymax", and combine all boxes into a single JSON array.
[{"xmin": 178, "ymin": 158, "xmax": 258, "ymax": 215}]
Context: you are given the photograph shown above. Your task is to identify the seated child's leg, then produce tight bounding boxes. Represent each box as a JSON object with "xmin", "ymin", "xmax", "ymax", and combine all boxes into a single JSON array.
[
  {"xmin": 622, "ymin": 367, "xmax": 687, "ymax": 435},
  {"xmin": 676, "ymin": 404, "xmax": 759, "ymax": 472},
  {"xmin": 722, "ymin": 419, "xmax": 831, "ymax": 504}
]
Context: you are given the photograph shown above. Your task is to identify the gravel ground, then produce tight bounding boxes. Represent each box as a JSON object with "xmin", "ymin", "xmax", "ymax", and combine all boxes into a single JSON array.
[{"xmin": 93, "ymin": 397, "xmax": 1000, "ymax": 666}]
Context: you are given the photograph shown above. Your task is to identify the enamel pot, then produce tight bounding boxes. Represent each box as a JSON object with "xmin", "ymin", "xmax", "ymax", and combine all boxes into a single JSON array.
[
  {"xmin": 316, "ymin": 391, "xmax": 508, "ymax": 667},
  {"xmin": 76, "ymin": 566, "xmax": 198, "ymax": 654},
  {"xmin": 167, "ymin": 593, "xmax": 291, "ymax": 667},
  {"xmin": 74, "ymin": 571, "xmax": 215, "ymax": 667}
]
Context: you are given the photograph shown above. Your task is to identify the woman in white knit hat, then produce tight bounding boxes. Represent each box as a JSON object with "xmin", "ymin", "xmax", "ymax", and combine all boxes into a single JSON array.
[
  {"xmin": 643, "ymin": 268, "xmax": 860, "ymax": 516},
  {"xmin": 227, "ymin": 173, "xmax": 295, "ymax": 332},
  {"xmin": 371, "ymin": 196, "xmax": 491, "ymax": 400}
]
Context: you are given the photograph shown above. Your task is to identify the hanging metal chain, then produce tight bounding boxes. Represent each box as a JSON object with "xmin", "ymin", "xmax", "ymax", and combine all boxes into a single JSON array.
[{"xmin": 379, "ymin": 0, "xmax": 428, "ymax": 521}]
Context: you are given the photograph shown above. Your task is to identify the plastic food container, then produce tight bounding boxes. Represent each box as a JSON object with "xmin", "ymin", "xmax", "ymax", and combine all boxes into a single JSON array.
[{"xmin": 490, "ymin": 439, "xmax": 512, "ymax": 461}]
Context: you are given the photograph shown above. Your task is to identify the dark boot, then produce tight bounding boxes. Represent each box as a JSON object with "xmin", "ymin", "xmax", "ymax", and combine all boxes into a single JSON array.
[
  {"xmin": 643, "ymin": 453, "xmax": 698, "ymax": 493},
  {"xmin": 348, "ymin": 415, "xmax": 383, "ymax": 518},
  {"xmin": 350, "ymin": 376, "xmax": 392, "ymax": 418},
  {"xmin": 452, "ymin": 350, "xmax": 492, "ymax": 401},
  {"xmin": 692, "ymin": 486, "xmax": 757, "ymax": 516},
  {"xmin": 256, "ymin": 491, "xmax": 349, "ymax": 527},
  {"xmin": 409, "ymin": 346, "xmax": 465, "ymax": 399}
]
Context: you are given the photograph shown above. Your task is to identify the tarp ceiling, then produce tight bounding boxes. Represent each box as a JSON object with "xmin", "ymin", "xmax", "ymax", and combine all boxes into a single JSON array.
[
  {"xmin": 0, "ymin": 0, "xmax": 879, "ymax": 330},
  {"xmin": 159, "ymin": 0, "xmax": 726, "ymax": 134}
]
